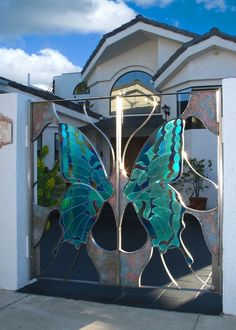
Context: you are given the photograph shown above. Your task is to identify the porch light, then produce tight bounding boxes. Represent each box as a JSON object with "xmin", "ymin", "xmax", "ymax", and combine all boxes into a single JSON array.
[{"xmin": 162, "ymin": 104, "xmax": 170, "ymax": 120}]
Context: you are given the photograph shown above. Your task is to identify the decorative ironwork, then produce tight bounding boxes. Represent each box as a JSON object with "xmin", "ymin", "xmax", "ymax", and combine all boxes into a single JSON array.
[
  {"xmin": 185, "ymin": 207, "xmax": 219, "ymax": 256},
  {"xmin": 180, "ymin": 90, "xmax": 219, "ymax": 257},
  {"xmin": 181, "ymin": 90, "xmax": 218, "ymax": 135},
  {"xmin": 32, "ymin": 102, "xmax": 60, "ymax": 141},
  {"xmin": 120, "ymin": 239, "xmax": 153, "ymax": 287},
  {"xmin": 31, "ymin": 89, "xmax": 220, "ymax": 291},
  {"xmin": 57, "ymin": 119, "xmax": 188, "ymax": 287},
  {"xmin": 32, "ymin": 204, "xmax": 60, "ymax": 247},
  {"xmin": 87, "ymin": 234, "xmax": 118, "ymax": 285},
  {"xmin": 32, "ymin": 204, "xmax": 60, "ymax": 277}
]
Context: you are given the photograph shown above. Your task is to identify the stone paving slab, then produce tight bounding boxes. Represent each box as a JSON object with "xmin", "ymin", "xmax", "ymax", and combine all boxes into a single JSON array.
[
  {"xmin": 0, "ymin": 289, "xmax": 29, "ymax": 309},
  {"xmin": 196, "ymin": 314, "xmax": 236, "ymax": 330},
  {"xmin": 0, "ymin": 290, "xmax": 235, "ymax": 330},
  {"xmin": 0, "ymin": 293, "xmax": 198, "ymax": 330}
]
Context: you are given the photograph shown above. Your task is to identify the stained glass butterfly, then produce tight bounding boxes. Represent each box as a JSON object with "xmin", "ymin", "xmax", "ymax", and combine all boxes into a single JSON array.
[{"xmin": 58, "ymin": 118, "xmax": 189, "ymax": 262}]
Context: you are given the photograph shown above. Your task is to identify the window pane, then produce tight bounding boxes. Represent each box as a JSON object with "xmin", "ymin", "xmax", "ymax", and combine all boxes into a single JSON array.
[{"xmin": 110, "ymin": 71, "xmax": 160, "ymax": 114}]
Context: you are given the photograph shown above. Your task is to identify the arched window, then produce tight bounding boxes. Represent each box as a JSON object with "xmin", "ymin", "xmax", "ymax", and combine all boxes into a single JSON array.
[
  {"xmin": 73, "ymin": 81, "xmax": 90, "ymax": 95},
  {"xmin": 110, "ymin": 71, "xmax": 159, "ymax": 114}
]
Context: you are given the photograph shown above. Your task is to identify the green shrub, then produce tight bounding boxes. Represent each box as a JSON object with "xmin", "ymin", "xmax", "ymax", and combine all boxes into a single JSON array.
[
  {"xmin": 174, "ymin": 158, "xmax": 212, "ymax": 198},
  {"xmin": 37, "ymin": 145, "xmax": 65, "ymax": 207}
]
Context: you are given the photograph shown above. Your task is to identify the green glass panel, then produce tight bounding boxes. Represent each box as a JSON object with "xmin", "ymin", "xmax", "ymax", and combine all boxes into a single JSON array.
[
  {"xmin": 124, "ymin": 119, "xmax": 185, "ymax": 252},
  {"xmin": 59, "ymin": 123, "xmax": 113, "ymax": 200},
  {"xmin": 59, "ymin": 184, "xmax": 104, "ymax": 248},
  {"xmin": 132, "ymin": 183, "xmax": 185, "ymax": 252},
  {"xmin": 59, "ymin": 123, "xmax": 114, "ymax": 249}
]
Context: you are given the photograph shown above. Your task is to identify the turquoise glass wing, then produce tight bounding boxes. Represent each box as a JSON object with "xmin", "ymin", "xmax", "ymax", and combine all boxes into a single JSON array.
[
  {"xmin": 60, "ymin": 184, "xmax": 104, "ymax": 249},
  {"xmin": 59, "ymin": 123, "xmax": 113, "ymax": 200},
  {"xmin": 124, "ymin": 119, "xmax": 185, "ymax": 252},
  {"xmin": 131, "ymin": 182, "xmax": 185, "ymax": 251},
  {"xmin": 59, "ymin": 123, "xmax": 114, "ymax": 248}
]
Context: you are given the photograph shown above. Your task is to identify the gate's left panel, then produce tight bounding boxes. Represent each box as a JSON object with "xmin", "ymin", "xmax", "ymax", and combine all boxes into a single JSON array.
[{"xmin": 30, "ymin": 102, "xmax": 102, "ymax": 283}]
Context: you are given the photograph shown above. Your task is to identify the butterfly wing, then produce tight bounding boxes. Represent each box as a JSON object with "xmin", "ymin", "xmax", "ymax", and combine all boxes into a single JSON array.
[
  {"xmin": 59, "ymin": 123, "xmax": 114, "ymax": 248},
  {"xmin": 124, "ymin": 119, "xmax": 185, "ymax": 252},
  {"xmin": 59, "ymin": 123, "xmax": 113, "ymax": 200}
]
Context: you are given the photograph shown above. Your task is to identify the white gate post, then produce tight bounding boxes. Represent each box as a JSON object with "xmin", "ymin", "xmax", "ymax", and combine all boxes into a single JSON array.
[
  {"xmin": 222, "ymin": 78, "xmax": 236, "ymax": 315},
  {"xmin": 0, "ymin": 93, "xmax": 30, "ymax": 290}
]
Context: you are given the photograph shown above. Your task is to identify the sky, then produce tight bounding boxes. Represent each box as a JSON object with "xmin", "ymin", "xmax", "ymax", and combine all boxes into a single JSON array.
[{"xmin": 0, "ymin": 0, "xmax": 236, "ymax": 89}]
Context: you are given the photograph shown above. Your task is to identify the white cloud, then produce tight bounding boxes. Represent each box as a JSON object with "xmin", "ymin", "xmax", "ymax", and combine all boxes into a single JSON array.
[
  {"xmin": 0, "ymin": 48, "xmax": 80, "ymax": 89},
  {"xmin": 126, "ymin": 0, "xmax": 175, "ymax": 7},
  {"xmin": 165, "ymin": 18, "xmax": 180, "ymax": 28},
  {"xmin": 0, "ymin": 0, "xmax": 136, "ymax": 38},
  {"xmin": 196, "ymin": 0, "xmax": 227, "ymax": 11}
]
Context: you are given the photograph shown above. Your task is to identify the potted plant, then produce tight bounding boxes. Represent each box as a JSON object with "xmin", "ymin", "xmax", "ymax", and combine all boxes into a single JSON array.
[{"xmin": 174, "ymin": 158, "xmax": 213, "ymax": 210}]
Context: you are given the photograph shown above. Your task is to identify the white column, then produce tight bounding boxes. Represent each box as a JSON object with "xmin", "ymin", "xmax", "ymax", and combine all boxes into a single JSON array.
[
  {"xmin": 222, "ymin": 78, "xmax": 236, "ymax": 315},
  {"xmin": 0, "ymin": 93, "xmax": 30, "ymax": 290}
]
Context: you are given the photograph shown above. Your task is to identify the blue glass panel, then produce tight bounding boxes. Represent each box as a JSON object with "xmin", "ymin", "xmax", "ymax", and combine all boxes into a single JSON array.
[
  {"xmin": 59, "ymin": 123, "xmax": 114, "ymax": 248},
  {"xmin": 124, "ymin": 119, "xmax": 185, "ymax": 252},
  {"xmin": 59, "ymin": 123, "xmax": 113, "ymax": 200}
]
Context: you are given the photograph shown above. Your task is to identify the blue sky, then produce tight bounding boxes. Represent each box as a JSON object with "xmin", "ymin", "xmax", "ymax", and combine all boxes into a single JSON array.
[{"xmin": 0, "ymin": 0, "xmax": 235, "ymax": 88}]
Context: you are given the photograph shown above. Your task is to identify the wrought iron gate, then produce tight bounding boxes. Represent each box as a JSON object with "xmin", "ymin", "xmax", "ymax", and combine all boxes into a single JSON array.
[{"xmin": 29, "ymin": 89, "xmax": 222, "ymax": 311}]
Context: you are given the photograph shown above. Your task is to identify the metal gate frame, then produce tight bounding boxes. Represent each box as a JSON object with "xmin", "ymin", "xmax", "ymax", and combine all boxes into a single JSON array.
[{"xmin": 29, "ymin": 89, "xmax": 223, "ymax": 295}]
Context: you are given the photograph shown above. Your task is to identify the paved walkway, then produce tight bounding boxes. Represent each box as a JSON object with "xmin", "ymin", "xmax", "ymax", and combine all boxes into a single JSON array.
[{"xmin": 0, "ymin": 289, "xmax": 236, "ymax": 330}]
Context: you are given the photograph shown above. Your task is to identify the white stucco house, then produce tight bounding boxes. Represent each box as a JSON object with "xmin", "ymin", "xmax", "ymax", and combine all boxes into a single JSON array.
[{"xmin": 52, "ymin": 15, "xmax": 236, "ymax": 208}]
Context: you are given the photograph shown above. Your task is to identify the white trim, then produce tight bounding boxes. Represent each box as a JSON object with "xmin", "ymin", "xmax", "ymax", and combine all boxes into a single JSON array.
[
  {"xmin": 154, "ymin": 36, "xmax": 236, "ymax": 89},
  {"xmin": 108, "ymin": 66, "xmax": 155, "ymax": 94},
  {"xmin": 83, "ymin": 22, "xmax": 193, "ymax": 79}
]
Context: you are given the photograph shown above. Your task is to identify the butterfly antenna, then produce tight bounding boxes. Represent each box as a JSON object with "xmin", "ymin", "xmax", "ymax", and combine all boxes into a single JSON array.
[
  {"xmin": 63, "ymin": 248, "xmax": 80, "ymax": 281},
  {"xmin": 160, "ymin": 253, "xmax": 180, "ymax": 289},
  {"xmin": 36, "ymin": 234, "xmax": 63, "ymax": 277}
]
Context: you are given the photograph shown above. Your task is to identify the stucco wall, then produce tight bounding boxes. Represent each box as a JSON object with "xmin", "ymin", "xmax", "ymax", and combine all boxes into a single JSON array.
[
  {"xmin": 0, "ymin": 93, "xmax": 30, "ymax": 289},
  {"xmin": 160, "ymin": 48, "xmax": 236, "ymax": 91},
  {"xmin": 222, "ymin": 78, "xmax": 236, "ymax": 315},
  {"xmin": 54, "ymin": 72, "xmax": 82, "ymax": 99},
  {"xmin": 157, "ymin": 37, "xmax": 182, "ymax": 69},
  {"xmin": 86, "ymin": 36, "xmax": 182, "ymax": 117}
]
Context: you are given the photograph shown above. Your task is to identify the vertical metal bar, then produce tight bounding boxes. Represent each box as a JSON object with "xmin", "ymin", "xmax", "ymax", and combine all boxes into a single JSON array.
[
  {"xmin": 211, "ymin": 89, "xmax": 223, "ymax": 293},
  {"xmin": 27, "ymin": 101, "xmax": 33, "ymax": 279},
  {"xmin": 116, "ymin": 96, "xmax": 123, "ymax": 246},
  {"xmin": 216, "ymin": 88, "xmax": 223, "ymax": 295},
  {"xmin": 115, "ymin": 96, "xmax": 123, "ymax": 284}
]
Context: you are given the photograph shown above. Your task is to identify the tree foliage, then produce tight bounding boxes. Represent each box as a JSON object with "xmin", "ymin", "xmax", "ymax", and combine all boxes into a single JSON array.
[
  {"xmin": 174, "ymin": 158, "xmax": 213, "ymax": 198},
  {"xmin": 37, "ymin": 145, "xmax": 65, "ymax": 207}
]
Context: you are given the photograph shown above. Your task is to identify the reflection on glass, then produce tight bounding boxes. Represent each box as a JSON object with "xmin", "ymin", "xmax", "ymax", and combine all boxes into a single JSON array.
[
  {"xmin": 73, "ymin": 81, "xmax": 90, "ymax": 95},
  {"xmin": 111, "ymin": 71, "xmax": 160, "ymax": 114}
]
